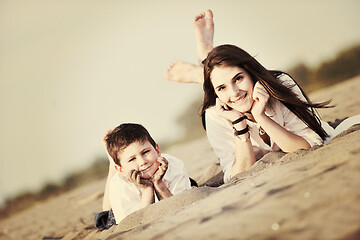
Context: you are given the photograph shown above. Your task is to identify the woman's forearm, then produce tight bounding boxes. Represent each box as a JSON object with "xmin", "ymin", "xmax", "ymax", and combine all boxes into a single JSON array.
[
  {"xmin": 256, "ymin": 115, "xmax": 311, "ymax": 152},
  {"xmin": 232, "ymin": 132, "xmax": 256, "ymax": 177}
]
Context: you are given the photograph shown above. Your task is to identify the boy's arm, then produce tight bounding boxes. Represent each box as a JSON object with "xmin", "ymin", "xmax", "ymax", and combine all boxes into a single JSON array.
[
  {"xmin": 153, "ymin": 180, "xmax": 173, "ymax": 200},
  {"xmin": 127, "ymin": 170, "xmax": 155, "ymax": 208},
  {"xmin": 140, "ymin": 187, "xmax": 155, "ymax": 208},
  {"xmin": 152, "ymin": 157, "xmax": 173, "ymax": 200}
]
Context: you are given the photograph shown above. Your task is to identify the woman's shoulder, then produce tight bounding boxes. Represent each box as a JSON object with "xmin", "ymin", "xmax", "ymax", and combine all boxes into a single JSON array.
[
  {"xmin": 276, "ymin": 72, "xmax": 296, "ymax": 86},
  {"xmin": 205, "ymin": 105, "xmax": 216, "ymax": 114},
  {"xmin": 205, "ymin": 106, "xmax": 225, "ymax": 121},
  {"xmin": 205, "ymin": 106, "xmax": 230, "ymax": 126},
  {"xmin": 276, "ymin": 72, "xmax": 307, "ymax": 101}
]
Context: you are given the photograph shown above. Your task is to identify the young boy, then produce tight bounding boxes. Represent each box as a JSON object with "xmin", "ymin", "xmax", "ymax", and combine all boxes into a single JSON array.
[{"xmin": 96, "ymin": 123, "xmax": 192, "ymax": 228}]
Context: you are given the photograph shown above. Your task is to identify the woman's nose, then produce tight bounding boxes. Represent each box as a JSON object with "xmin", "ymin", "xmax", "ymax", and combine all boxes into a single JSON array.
[{"xmin": 229, "ymin": 83, "xmax": 239, "ymax": 97}]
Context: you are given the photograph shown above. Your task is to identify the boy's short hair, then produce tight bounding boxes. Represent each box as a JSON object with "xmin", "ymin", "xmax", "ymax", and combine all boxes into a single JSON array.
[{"xmin": 105, "ymin": 123, "xmax": 157, "ymax": 166}]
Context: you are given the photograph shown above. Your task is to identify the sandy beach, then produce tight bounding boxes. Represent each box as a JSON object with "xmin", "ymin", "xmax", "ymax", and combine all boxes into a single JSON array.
[{"xmin": 1, "ymin": 76, "xmax": 360, "ymax": 240}]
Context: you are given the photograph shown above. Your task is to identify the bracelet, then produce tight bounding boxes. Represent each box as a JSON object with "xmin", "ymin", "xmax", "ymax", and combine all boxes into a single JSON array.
[
  {"xmin": 232, "ymin": 115, "xmax": 247, "ymax": 125},
  {"xmin": 236, "ymin": 132, "xmax": 250, "ymax": 142},
  {"xmin": 233, "ymin": 125, "xmax": 249, "ymax": 136}
]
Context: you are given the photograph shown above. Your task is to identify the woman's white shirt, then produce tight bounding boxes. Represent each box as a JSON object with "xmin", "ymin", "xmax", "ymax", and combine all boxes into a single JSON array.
[{"xmin": 205, "ymin": 74, "xmax": 324, "ymax": 183}]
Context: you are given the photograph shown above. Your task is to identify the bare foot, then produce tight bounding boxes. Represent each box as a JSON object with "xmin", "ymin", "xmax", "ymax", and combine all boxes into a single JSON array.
[
  {"xmin": 163, "ymin": 61, "xmax": 203, "ymax": 84},
  {"xmin": 194, "ymin": 9, "xmax": 214, "ymax": 63}
]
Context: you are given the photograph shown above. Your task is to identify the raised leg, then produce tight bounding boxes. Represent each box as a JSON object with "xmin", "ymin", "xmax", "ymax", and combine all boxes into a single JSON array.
[{"xmin": 194, "ymin": 9, "xmax": 214, "ymax": 63}]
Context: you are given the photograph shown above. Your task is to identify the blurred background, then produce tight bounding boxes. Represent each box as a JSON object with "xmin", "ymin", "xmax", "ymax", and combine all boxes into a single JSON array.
[{"xmin": 1, "ymin": 0, "xmax": 359, "ymax": 216}]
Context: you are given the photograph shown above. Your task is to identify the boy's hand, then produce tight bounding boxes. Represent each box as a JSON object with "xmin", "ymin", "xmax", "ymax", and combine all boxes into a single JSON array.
[
  {"xmin": 151, "ymin": 157, "xmax": 168, "ymax": 183},
  {"xmin": 127, "ymin": 170, "xmax": 153, "ymax": 189},
  {"xmin": 151, "ymin": 157, "xmax": 173, "ymax": 200}
]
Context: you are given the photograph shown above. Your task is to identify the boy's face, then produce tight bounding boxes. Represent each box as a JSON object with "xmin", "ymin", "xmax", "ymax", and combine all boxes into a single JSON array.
[{"xmin": 116, "ymin": 140, "xmax": 161, "ymax": 179}]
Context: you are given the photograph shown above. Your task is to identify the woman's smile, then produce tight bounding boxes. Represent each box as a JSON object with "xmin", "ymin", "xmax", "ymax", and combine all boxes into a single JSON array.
[
  {"xmin": 230, "ymin": 92, "xmax": 247, "ymax": 104},
  {"xmin": 229, "ymin": 91, "xmax": 253, "ymax": 112}
]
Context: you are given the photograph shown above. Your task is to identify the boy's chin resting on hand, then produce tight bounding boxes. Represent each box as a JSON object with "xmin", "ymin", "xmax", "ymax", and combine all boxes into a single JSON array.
[
  {"xmin": 151, "ymin": 157, "xmax": 168, "ymax": 183},
  {"xmin": 126, "ymin": 169, "xmax": 154, "ymax": 190},
  {"xmin": 151, "ymin": 157, "xmax": 173, "ymax": 200}
]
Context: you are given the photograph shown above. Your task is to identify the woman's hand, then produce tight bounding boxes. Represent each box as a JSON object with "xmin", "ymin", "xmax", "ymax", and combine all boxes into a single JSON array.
[
  {"xmin": 215, "ymin": 98, "xmax": 244, "ymax": 123},
  {"xmin": 251, "ymin": 82, "xmax": 269, "ymax": 121}
]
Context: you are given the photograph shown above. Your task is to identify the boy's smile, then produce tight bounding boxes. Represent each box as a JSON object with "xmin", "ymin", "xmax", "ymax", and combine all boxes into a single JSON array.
[{"xmin": 117, "ymin": 141, "xmax": 161, "ymax": 179}]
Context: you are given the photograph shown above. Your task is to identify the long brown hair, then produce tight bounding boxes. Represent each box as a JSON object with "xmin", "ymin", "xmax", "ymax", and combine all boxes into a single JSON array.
[{"xmin": 201, "ymin": 44, "xmax": 330, "ymax": 140}]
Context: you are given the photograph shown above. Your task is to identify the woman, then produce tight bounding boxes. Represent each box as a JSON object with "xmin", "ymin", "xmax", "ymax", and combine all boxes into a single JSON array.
[
  {"xmin": 201, "ymin": 44, "xmax": 331, "ymax": 182},
  {"xmin": 164, "ymin": 10, "xmax": 359, "ymax": 183}
]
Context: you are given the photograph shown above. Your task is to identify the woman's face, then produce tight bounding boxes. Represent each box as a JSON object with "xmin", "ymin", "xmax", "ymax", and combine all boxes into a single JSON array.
[{"xmin": 211, "ymin": 65, "xmax": 254, "ymax": 113}]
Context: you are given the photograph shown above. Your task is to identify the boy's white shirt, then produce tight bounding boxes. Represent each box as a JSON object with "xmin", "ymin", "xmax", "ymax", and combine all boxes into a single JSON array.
[
  {"xmin": 109, "ymin": 153, "xmax": 191, "ymax": 224},
  {"xmin": 205, "ymin": 73, "xmax": 336, "ymax": 183}
]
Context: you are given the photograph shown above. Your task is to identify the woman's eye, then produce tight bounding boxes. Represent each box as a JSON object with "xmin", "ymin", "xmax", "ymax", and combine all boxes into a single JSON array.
[
  {"xmin": 143, "ymin": 150, "xmax": 150, "ymax": 155},
  {"xmin": 129, "ymin": 158, "xmax": 135, "ymax": 162},
  {"xmin": 235, "ymin": 76, "xmax": 243, "ymax": 82},
  {"xmin": 217, "ymin": 86, "xmax": 225, "ymax": 91}
]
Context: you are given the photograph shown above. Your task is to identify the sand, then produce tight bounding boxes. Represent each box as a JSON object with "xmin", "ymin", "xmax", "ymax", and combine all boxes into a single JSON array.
[{"xmin": 1, "ymin": 76, "xmax": 360, "ymax": 240}]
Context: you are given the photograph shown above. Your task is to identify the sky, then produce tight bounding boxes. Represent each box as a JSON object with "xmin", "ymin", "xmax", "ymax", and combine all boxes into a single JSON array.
[{"xmin": 0, "ymin": 0, "xmax": 359, "ymax": 205}]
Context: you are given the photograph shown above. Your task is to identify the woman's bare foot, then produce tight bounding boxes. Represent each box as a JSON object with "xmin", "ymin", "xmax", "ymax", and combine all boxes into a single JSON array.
[
  {"xmin": 194, "ymin": 9, "xmax": 214, "ymax": 63},
  {"xmin": 163, "ymin": 61, "xmax": 203, "ymax": 84}
]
